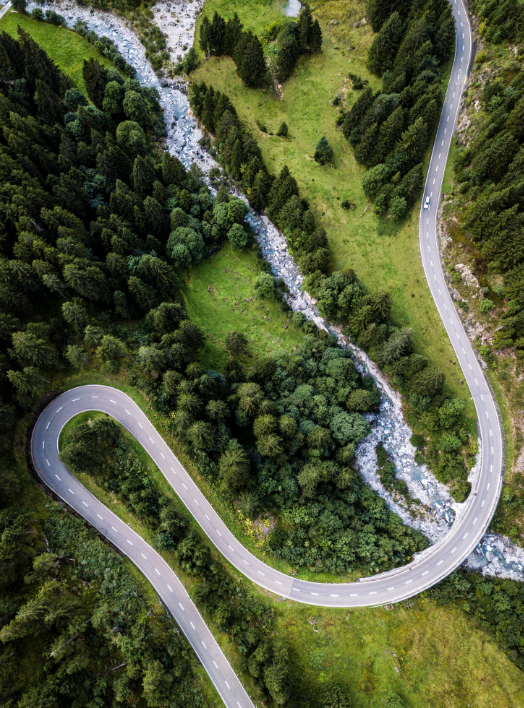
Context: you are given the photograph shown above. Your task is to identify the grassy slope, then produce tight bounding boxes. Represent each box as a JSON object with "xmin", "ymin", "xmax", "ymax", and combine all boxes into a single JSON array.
[
  {"xmin": 192, "ymin": 0, "xmax": 476, "ymax": 426},
  {"xmin": 183, "ymin": 241, "xmax": 304, "ymax": 370},
  {"xmin": 0, "ymin": 11, "xmax": 115, "ymax": 93}
]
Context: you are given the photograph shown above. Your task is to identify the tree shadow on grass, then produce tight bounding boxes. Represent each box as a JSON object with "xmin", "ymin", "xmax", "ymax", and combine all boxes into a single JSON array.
[{"xmin": 377, "ymin": 217, "xmax": 406, "ymax": 238}]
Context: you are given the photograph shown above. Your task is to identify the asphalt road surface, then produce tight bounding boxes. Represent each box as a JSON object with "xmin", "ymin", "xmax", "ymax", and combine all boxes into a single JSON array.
[{"xmin": 30, "ymin": 1, "xmax": 503, "ymax": 706}]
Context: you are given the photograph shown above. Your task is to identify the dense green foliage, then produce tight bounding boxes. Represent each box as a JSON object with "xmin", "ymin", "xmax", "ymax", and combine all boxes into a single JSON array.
[
  {"xmin": 60, "ymin": 417, "xmax": 298, "ymax": 707},
  {"xmin": 339, "ymin": 0, "xmax": 454, "ymax": 219},
  {"xmin": 302, "ymin": 269, "xmax": 472, "ymax": 500},
  {"xmin": 0, "ymin": 494, "xmax": 206, "ymax": 707},
  {"xmin": 161, "ymin": 334, "xmax": 428, "ymax": 574},
  {"xmin": 199, "ymin": 4, "xmax": 321, "ymax": 87},
  {"xmin": 474, "ymin": 0, "xmax": 524, "ymax": 43},
  {"xmin": 453, "ymin": 60, "xmax": 524, "ymax": 355}
]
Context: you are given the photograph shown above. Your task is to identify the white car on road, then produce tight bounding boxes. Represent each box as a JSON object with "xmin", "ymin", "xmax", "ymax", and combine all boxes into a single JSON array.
[{"xmin": 423, "ymin": 196, "xmax": 430, "ymax": 209}]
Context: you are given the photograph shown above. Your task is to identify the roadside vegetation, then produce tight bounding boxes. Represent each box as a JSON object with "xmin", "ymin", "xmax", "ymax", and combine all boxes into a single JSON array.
[{"xmin": 438, "ymin": 0, "xmax": 524, "ymax": 543}]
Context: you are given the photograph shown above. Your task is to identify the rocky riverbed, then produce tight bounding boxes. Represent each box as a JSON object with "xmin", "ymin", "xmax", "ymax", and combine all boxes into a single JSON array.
[{"xmin": 21, "ymin": 0, "xmax": 524, "ymax": 581}]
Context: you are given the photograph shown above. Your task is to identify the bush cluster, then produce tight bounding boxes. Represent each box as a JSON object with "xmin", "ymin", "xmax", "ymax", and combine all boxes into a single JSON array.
[{"xmin": 73, "ymin": 19, "xmax": 136, "ymax": 76}]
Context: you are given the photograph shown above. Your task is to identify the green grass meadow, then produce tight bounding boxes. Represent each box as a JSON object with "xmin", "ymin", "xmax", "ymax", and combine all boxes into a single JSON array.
[
  {"xmin": 183, "ymin": 241, "xmax": 305, "ymax": 369},
  {"xmin": 0, "ymin": 11, "xmax": 115, "ymax": 93}
]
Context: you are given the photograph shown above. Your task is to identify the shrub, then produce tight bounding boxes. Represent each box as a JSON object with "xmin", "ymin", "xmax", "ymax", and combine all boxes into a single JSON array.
[
  {"xmin": 314, "ymin": 136, "xmax": 334, "ymax": 165},
  {"xmin": 480, "ymin": 298, "xmax": 495, "ymax": 313},
  {"xmin": 254, "ymin": 273, "xmax": 275, "ymax": 298},
  {"xmin": 228, "ymin": 223, "xmax": 249, "ymax": 250}
]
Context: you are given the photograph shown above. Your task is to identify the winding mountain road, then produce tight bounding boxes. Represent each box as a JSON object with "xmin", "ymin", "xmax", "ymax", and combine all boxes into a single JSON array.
[{"xmin": 29, "ymin": 1, "xmax": 504, "ymax": 706}]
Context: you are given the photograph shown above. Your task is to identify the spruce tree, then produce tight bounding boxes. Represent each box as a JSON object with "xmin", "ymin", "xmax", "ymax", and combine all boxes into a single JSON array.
[
  {"xmin": 314, "ymin": 136, "xmax": 334, "ymax": 165},
  {"xmin": 367, "ymin": 11, "xmax": 403, "ymax": 76},
  {"xmin": 277, "ymin": 121, "xmax": 288, "ymax": 137},
  {"xmin": 249, "ymin": 170, "xmax": 270, "ymax": 210},
  {"xmin": 34, "ymin": 79, "xmax": 63, "ymax": 126},
  {"xmin": 199, "ymin": 16, "xmax": 211, "ymax": 55},
  {"xmin": 297, "ymin": 4, "xmax": 313, "ymax": 52},
  {"xmin": 224, "ymin": 13, "xmax": 243, "ymax": 55},
  {"xmin": 366, "ymin": 0, "xmax": 412, "ymax": 33},
  {"xmin": 310, "ymin": 19, "xmax": 322, "ymax": 52},
  {"xmin": 202, "ymin": 85, "xmax": 216, "ymax": 133},
  {"xmin": 354, "ymin": 123, "xmax": 381, "ymax": 167},
  {"xmin": 132, "ymin": 155, "xmax": 156, "ymax": 197},
  {"xmin": 275, "ymin": 23, "xmax": 299, "ymax": 83},
  {"xmin": 209, "ymin": 11, "xmax": 227, "ymax": 55},
  {"xmin": 234, "ymin": 32, "xmax": 266, "ymax": 88},
  {"xmin": 162, "ymin": 152, "xmax": 187, "ymax": 187},
  {"xmin": 399, "ymin": 116, "xmax": 427, "ymax": 164},
  {"xmin": 342, "ymin": 86, "xmax": 374, "ymax": 141},
  {"xmin": 82, "ymin": 58, "xmax": 108, "ymax": 109},
  {"xmin": 0, "ymin": 32, "xmax": 25, "ymax": 83},
  {"xmin": 376, "ymin": 106, "xmax": 404, "ymax": 163}
]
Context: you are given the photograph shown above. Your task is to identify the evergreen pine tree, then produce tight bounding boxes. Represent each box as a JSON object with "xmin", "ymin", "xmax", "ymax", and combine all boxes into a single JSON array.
[
  {"xmin": 209, "ymin": 11, "xmax": 227, "ymax": 55},
  {"xmin": 132, "ymin": 155, "xmax": 156, "ymax": 197},
  {"xmin": 82, "ymin": 58, "xmax": 108, "ymax": 110},
  {"xmin": 34, "ymin": 79, "xmax": 63, "ymax": 126},
  {"xmin": 309, "ymin": 19, "xmax": 322, "ymax": 52},
  {"xmin": 366, "ymin": 0, "xmax": 412, "ymax": 33},
  {"xmin": 162, "ymin": 152, "xmax": 187, "ymax": 187},
  {"xmin": 376, "ymin": 106, "xmax": 404, "ymax": 163},
  {"xmin": 249, "ymin": 170, "xmax": 270, "ymax": 210},
  {"xmin": 297, "ymin": 4, "xmax": 313, "ymax": 52},
  {"xmin": 275, "ymin": 23, "xmax": 300, "ymax": 83},
  {"xmin": 342, "ymin": 87, "xmax": 374, "ymax": 141},
  {"xmin": 224, "ymin": 13, "xmax": 243, "ymax": 55},
  {"xmin": 234, "ymin": 32, "xmax": 266, "ymax": 88},
  {"xmin": 367, "ymin": 11, "xmax": 403, "ymax": 76},
  {"xmin": 314, "ymin": 136, "xmax": 334, "ymax": 165},
  {"xmin": 354, "ymin": 123, "xmax": 381, "ymax": 167},
  {"xmin": 0, "ymin": 32, "xmax": 25, "ymax": 83},
  {"xmin": 277, "ymin": 121, "xmax": 288, "ymax": 137},
  {"xmin": 202, "ymin": 85, "xmax": 216, "ymax": 133},
  {"xmin": 399, "ymin": 116, "xmax": 427, "ymax": 164},
  {"xmin": 199, "ymin": 16, "xmax": 211, "ymax": 55}
]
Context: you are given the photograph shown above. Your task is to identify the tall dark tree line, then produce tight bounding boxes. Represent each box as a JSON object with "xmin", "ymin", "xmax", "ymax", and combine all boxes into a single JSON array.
[
  {"xmin": 199, "ymin": 4, "xmax": 322, "ymax": 88},
  {"xmin": 339, "ymin": 0, "xmax": 454, "ymax": 219}
]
